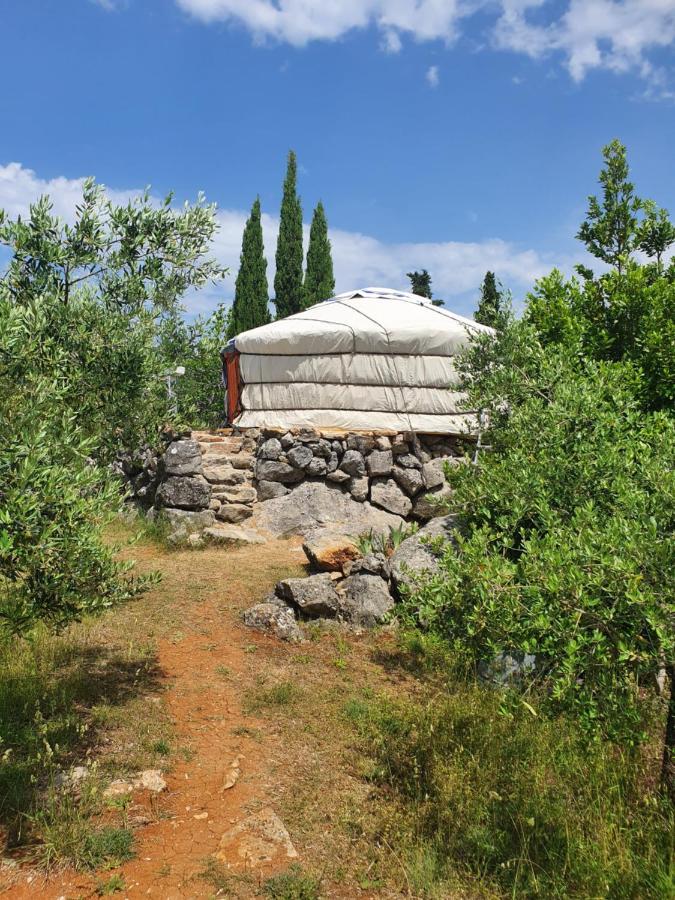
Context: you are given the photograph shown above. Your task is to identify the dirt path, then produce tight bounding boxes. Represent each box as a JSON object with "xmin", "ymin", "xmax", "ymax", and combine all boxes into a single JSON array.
[{"xmin": 2, "ymin": 535, "xmax": 412, "ymax": 899}]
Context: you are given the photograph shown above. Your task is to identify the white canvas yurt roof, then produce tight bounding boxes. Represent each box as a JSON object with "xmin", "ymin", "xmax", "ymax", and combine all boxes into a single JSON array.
[{"xmin": 226, "ymin": 287, "xmax": 492, "ymax": 434}]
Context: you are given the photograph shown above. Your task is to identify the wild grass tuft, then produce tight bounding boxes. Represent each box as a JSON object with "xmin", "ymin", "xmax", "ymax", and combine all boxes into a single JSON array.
[
  {"xmin": 244, "ymin": 680, "xmax": 301, "ymax": 714},
  {"xmin": 348, "ymin": 670, "xmax": 674, "ymax": 898},
  {"xmin": 263, "ymin": 864, "xmax": 321, "ymax": 899}
]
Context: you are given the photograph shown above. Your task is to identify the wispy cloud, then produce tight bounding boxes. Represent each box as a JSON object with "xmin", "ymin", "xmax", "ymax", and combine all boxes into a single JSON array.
[
  {"xmin": 426, "ymin": 65, "xmax": 439, "ymax": 88},
  {"xmin": 172, "ymin": 0, "xmax": 675, "ymax": 97}
]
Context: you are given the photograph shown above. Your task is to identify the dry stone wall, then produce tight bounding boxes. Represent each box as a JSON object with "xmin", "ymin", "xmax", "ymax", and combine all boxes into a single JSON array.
[
  {"xmin": 120, "ymin": 425, "xmax": 467, "ymax": 544},
  {"xmin": 253, "ymin": 427, "xmax": 466, "ymax": 520}
]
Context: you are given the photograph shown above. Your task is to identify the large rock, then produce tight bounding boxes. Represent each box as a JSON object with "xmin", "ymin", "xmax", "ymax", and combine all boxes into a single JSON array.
[
  {"xmin": 255, "ymin": 459, "xmax": 304, "ymax": 484},
  {"xmin": 340, "ymin": 449, "xmax": 366, "ymax": 477},
  {"xmin": 338, "ymin": 575, "xmax": 394, "ymax": 627},
  {"xmin": 396, "ymin": 453, "xmax": 422, "ymax": 469},
  {"xmin": 155, "ymin": 475, "xmax": 211, "ymax": 510},
  {"xmin": 392, "ymin": 466, "xmax": 424, "ymax": 497},
  {"xmin": 412, "ymin": 484, "xmax": 453, "ymax": 519},
  {"xmin": 242, "ymin": 603, "xmax": 303, "ymax": 642},
  {"xmin": 276, "ymin": 573, "xmax": 340, "ymax": 618},
  {"xmin": 346, "ymin": 434, "xmax": 375, "ymax": 453},
  {"xmin": 215, "ymin": 808, "xmax": 298, "ymax": 868},
  {"xmin": 367, "ymin": 449, "xmax": 393, "ymax": 477},
  {"xmin": 156, "ymin": 508, "xmax": 215, "ymax": 542},
  {"xmin": 256, "ymin": 480, "xmax": 290, "ymax": 501},
  {"xmin": 302, "ymin": 532, "xmax": 360, "ymax": 573},
  {"xmin": 370, "ymin": 478, "xmax": 412, "ymax": 517},
  {"xmin": 204, "ymin": 524, "xmax": 265, "ymax": 545},
  {"xmin": 389, "ymin": 514, "xmax": 459, "ymax": 592},
  {"xmin": 161, "ymin": 439, "xmax": 202, "ymax": 476},
  {"xmin": 253, "ymin": 481, "xmax": 404, "ymax": 539}
]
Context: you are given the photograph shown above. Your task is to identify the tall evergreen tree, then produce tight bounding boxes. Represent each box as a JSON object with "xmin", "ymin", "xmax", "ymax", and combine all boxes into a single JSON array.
[
  {"xmin": 475, "ymin": 271, "xmax": 506, "ymax": 328},
  {"xmin": 407, "ymin": 269, "xmax": 432, "ymax": 298},
  {"xmin": 407, "ymin": 269, "xmax": 445, "ymax": 306},
  {"xmin": 230, "ymin": 197, "xmax": 270, "ymax": 336},
  {"xmin": 274, "ymin": 150, "xmax": 304, "ymax": 319},
  {"xmin": 303, "ymin": 201, "xmax": 335, "ymax": 307}
]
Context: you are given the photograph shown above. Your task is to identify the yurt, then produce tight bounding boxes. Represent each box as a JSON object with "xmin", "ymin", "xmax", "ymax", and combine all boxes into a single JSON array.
[{"xmin": 221, "ymin": 287, "xmax": 492, "ymax": 435}]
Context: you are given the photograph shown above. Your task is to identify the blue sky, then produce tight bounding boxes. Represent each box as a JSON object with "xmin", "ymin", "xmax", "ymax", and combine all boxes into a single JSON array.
[{"xmin": 1, "ymin": 0, "xmax": 674, "ymax": 316}]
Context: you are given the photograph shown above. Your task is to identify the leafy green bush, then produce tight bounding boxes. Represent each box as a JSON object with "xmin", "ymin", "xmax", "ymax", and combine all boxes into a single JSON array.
[
  {"xmin": 352, "ymin": 684, "xmax": 673, "ymax": 898},
  {"xmin": 404, "ymin": 335, "xmax": 674, "ymax": 746}
]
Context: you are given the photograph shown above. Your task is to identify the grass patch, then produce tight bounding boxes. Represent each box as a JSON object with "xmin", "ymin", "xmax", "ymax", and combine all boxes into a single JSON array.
[
  {"xmin": 263, "ymin": 864, "xmax": 321, "ymax": 899},
  {"xmin": 244, "ymin": 680, "xmax": 302, "ymax": 714},
  {"xmin": 97, "ymin": 873, "xmax": 126, "ymax": 895},
  {"xmin": 349, "ymin": 670, "xmax": 674, "ymax": 899}
]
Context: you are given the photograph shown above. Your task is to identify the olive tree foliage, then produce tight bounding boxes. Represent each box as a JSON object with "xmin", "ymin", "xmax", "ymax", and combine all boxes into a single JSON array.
[
  {"xmin": 404, "ymin": 140, "xmax": 675, "ymax": 794},
  {"xmin": 405, "ymin": 328, "xmax": 674, "ymax": 782},
  {"xmin": 0, "ymin": 180, "xmax": 227, "ymax": 459},
  {"xmin": 0, "ymin": 180, "xmax": 226, "ymax": 634}
]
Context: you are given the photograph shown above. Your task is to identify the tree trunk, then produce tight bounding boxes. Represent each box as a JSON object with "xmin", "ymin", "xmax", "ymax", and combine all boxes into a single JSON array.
[{"xmin": 661, "ymin": 664, "xmax": 675, "ymax": 802}]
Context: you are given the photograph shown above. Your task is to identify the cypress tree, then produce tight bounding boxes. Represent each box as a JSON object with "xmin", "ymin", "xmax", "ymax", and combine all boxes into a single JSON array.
[
  {"xmin": 231, "ymin": 197, "xmax": 270, "ymax": 336},
  {"xmin": 274, "ymin": 150, "xmax": 304, "ymax": 319},
  {"xmin": 475, "ymin": 271, "xmax": 508, "ymax": 329},
  {"xmin": 303, "ymin": 201, "xmax": 335, "ymax": 307}
]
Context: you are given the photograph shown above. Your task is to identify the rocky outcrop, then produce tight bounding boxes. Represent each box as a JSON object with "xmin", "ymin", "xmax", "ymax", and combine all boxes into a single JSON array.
[
  {"xmin": 389, "ymin": 514, "xmax": 459, "ymax": 592},
  {"xmin": 252, "ymin": 481, "xmax": 404, "ymax": 539},
  {"xmin": 277, "ymin": 573, "xmax": 341, "ymax": 618},
  {"xmin": 337, "ymin": 574, "xmax": 394, "ymax": 627}
]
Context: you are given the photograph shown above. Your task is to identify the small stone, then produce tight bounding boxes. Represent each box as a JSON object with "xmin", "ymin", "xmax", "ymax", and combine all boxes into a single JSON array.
[
  {"xmin": 287, "ymin": 445, "xmax": 313, "ymax": 469},
  {"xmin": 349, "ymin": 475, "xmax": 369, "ymax": 502},
  {"xmin": 347, "ymin": 553, "xmax": 389, "ymax": 579},
  {"xmin": 135, "ymin": 770, "xmax": 167, "ymax": 793},
  {"xmin": 256, "ymin": 480, "xmax": 290, "ymax": 501},
  {"xmin": 396, "ymin": 453, "xmax": 422, "ymax": 469},
  {"xmin": 340, "ymin": 449, "xmax": 366, "ymax": 477},
  {"xmin": 276, "ymin": 573, "xmax": 340, "ymax": 618},
  {"xmin": 367, "ymin": 449, "xmax": 393, "ymax": 477},
  {"xmin": 280, "ymin": 432, "xmax": 295, "ymax": 449},
  {"xmin": 306, "ymin": 457, "xmax": 327, "ymax": 477},
  {"xmin": 392, "ymin": 466, "xmax": 425, "ymax": 497},
  {"xmin": 326, "ymin": 469, "xmax": 350, "ymax": 484},
  {"xmin": 242, "ymin": 603, "xmax": 303, "ymax": 642},
  {"xmin": 259, "ymin": 438, "xmax": 283, "ymax": 460},
  {"xmin": 346, "ymin": 434, "xmax": 375, "ymax": 453},
  {"xmin": 187, "ymin": 533, "xmax": 205, "ymax": 548},
  {"xmin": 204, "ymin": 525, "xmax": 266, "ymax": 545},
  {"xmin": 215, "ymin": 808, "xmax": 298, "ymax": 866},
  {"xmin": 313, "ymin": 439, "xmax": 333, "ymax": 459},
  {"xmin": 370, "ymin": 478, "xmax": 412, "ymax": 517},
  {"xmin": 375, "ymin": 435, "xmax": 392, "ymax": 451},
  {"xmin": 221, "ymin": 757, "xmax": 241, "ymax": 791},
  {"xmin": 326, "ymin": 452, "xmax": 339, "ymax": 473},
  {"xmin": 209, "ymin": 498, "xmax": 222, "ymax": 511},
  {"xmin": 216, "ymin": 503, "xmax": 253, "ymax": 524},
  {"xmin": 214, "ymin": 485, "xmax": 257, "ymax": 505}
]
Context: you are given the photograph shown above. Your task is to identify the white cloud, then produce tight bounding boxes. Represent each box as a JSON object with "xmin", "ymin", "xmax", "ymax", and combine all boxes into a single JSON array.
[
  {"xmin": 174, "ymin": 0, "xmax": 675, "ymax": 95},
  {"xmin": 426, "ymin": 64, "xmax": 440, "ymax": 87},
  {"xmin": 0, "ymin": 161, "xmax": 565, "ymax": 317}
]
